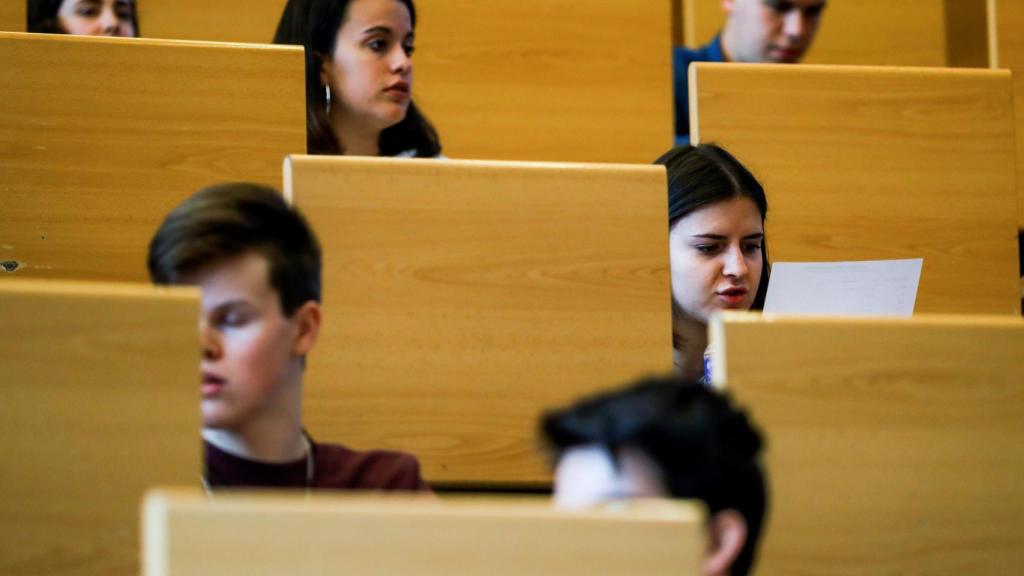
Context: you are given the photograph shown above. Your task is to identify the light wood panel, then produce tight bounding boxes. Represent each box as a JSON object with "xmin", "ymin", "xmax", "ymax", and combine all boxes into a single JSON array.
[
  {"xmin": 682, "ymin": 0, "xmax": 989, "ymax": 67},
  {"xmin": 143, "ymin": 489, "xmax": 704, "ymax": 576},
  {"xmin": 286, "ymin": 156, "xmax": 673, "ymax": 485},
  {"xmin": 137, "ymin": 0, "xmax": 673, "ymax": 163},
  {"xmin": 708, "ymin": 311, "xmax": 1024, "ymax": 576},
  {"xmin": 0, "ymin": 1, "xmax": 23, "ymax": 32},
  {"xmin": 0, "ymin": 280, "xmax": 201, "ymax": 576},
  {"xmin": 0, "ymin": 32, "xmax": 305, "ymax": 283},
  {"xmin": 991, "ymin": 0, "xmax": 1024, "ymax": 228},
  {"xmin": 691, "ymin": 63, "xmax": 1019, "ymax": 314},
  {"xmin": 140, "ymin": 0, "xmax": 286, "ymax": 43},
  {"xmin": 416, "ymin": 0, "xmax": 672, "ymax": 162}
]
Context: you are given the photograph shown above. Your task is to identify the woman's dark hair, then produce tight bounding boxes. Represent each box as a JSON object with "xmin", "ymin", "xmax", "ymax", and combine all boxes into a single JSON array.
[
  {"xmin": 28, "ymin": 0, "xmax": 140, "ymax": 35},
  {"xmin": 542, "ymin": 376, "xmax": 768, "ymax": 576},
  {"xmin": 655, "ymin": 143, "xmax": 770, "ymax": 310},
  {"xmin": 273, "ymin": 0, "xmax": 441, "ymax": 157},
  {"xmin": 148, "ymin": 183, "xmax": 321, "ymax": 316}
]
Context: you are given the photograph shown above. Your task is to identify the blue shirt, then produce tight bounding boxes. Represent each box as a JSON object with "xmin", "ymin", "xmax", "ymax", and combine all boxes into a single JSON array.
[{"xmin": 673, "ymin": 35, "xmax": 725, "ymax": 145}]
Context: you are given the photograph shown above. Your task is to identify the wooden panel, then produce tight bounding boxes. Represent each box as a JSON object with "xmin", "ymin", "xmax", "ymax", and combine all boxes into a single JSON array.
[
  {"xmin": 129, "ymin": 1, "xmax": 672, "ymax": 163},
  {"xmin": 992, "ymin": 0, "xmax": 1024, "ymax": 228},
  {"xmin": 414, "ymin": 0, "xmax": 672, "ymax": 162},
  {"xmin": 692, "ymin": 63, "xmax": 1019, "ymax": 314},
  {"xmin": 709, "ymin": 311, "xmax": 1024, "ymax": 576},
  {"xmin": 0, "ymin": 1, "xmax": 24, "ymax": 32},
  {"xmin": 140, "ymin": 0, "xmax": 286, "ymax": 43},
  {"xmin": 0, "ymin": 32, "xmax": 305, "ymax": 282},
  {"xmin": 286, "ymin": 156, "xmax": 673, "ymax": 485},
  {"xmin": 683, "ymin": 0, "xmax": 949, "ymax": 66},
  {"xmin": 143, "ymin": 489, "xmax": 704, "ymax": 576},
  {"xmin": 0, "ymin": 280, "xmax": 201, "ymax": 576}
]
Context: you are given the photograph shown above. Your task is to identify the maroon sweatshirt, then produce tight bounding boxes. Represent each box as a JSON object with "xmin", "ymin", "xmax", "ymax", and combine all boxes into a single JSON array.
[{"xmin": 204, "ymin": 436, "xmax": 431, "ymax": 492}]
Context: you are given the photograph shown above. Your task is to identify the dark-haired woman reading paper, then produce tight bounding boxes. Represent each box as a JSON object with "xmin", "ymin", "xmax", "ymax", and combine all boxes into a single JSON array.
[{"xmin": 656, "ymin": 144, "xmax": 770, "ymax": 382}]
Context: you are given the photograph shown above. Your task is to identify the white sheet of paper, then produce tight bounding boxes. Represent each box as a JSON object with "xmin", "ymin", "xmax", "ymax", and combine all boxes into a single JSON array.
[{"xmin": 763, "ymin": 259, "xmax": 923, "ymax": 316}]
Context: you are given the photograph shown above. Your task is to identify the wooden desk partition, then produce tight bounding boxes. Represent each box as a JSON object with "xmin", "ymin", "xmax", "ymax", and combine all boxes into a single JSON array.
[
  {"xmin": 0, "ymin": 280, "xmax": 200, "ymax": 576},
  {"xmin": 140, "ymin": 0, "xmax": 286, "ymax": 44},
  {"xmin": 680, "ymin": 0, "xmax": 989, "ymax": 67},
  {"xmin": 286, "ymin": 156, "xmax": 673, "ymax": 485},
  {"xmin": 691, "ymin": 63, "xmax": 1020, "ymax": 314},
  {"xmin": 991, "ymin": 0, "xmax": 1024, "ymax": 228},
  {"xmin": 0, "ymin": 32, "xmax": 305, "ymax": 283},
  {"xmin": 709, "ymin": 311, "xmax": 1024, "ymax": 576},
  {"xmin": 143, "ymin": 489, "xmax": 704, "ymax": 576},
  {"xmin": 138, "ymin": 0, "xmax": 672, "ymax": 163},
  {"xmin": 0, "ymin": 2, "xmax": 23, "ymax": 33}
]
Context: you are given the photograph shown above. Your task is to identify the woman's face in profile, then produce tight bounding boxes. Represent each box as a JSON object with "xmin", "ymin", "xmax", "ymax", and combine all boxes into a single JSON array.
[
  {"xmin": 321, "ymin": 0, "xmax": 414, "ymax": 131},
  {"xmin": 669, "ymin": 196, "xmax": 764, "ymax": 324},
  {"xmin": 57, "ymin": 0, "xmax": 136, "ymax": 37}
]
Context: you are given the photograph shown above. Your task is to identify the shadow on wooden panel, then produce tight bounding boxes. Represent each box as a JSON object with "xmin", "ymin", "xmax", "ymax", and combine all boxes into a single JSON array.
[
  {"xmin": 285, "ymin": 156, "xmax": 673, "ymax": 485},
  {"xmin": 709, "ymin": 311, "xmax": 1024, "ymax": 576},
  {"xmin": 0, "ymin": 280, "xmax": 200, "ymax": 576},
  {"xmin": 0, "ymin": 32, "xmax": 305, "ymax": 283},
  {"xmin": 143, "ymin": 489, "xmax": 704, "ymax": 576},
  {"xmin": 691, "ymin": 63, "xmax": 1019, "ymax": 314}
]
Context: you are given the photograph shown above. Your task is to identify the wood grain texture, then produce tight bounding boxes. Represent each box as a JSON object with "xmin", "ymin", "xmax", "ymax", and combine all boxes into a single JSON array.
[
  {"xmin": 0, "ymin": 280, "xmax": 201, "ymax": 576},
  {"xmin": 139, "ymin": 0, "xmax": 287, "ymax": 43},
  {"xmin": 683, "ymin": 0, "xmax": 950, "ymax": 66},
  {"xmin": 286, "ymin": 156, "xmax": 673, "ymax": 484},
  {"xmin": 143, "ymin": 489, "xmax": 704, "ymax": 576},
  {"xmin": 0, "ymin": 32, "xmax": 305, "ymax": 283},
  {"xmin": 414, "ymin": 0, "xmax": 672, "ymax": 162},
  {"xmin": 0, "ymin": 1, "xmax": 24, "ymax": 32},
  {"xmin": 132, "ymin": 1, "xmax": 673, "ymax": 163},
  {"xmin": 992, "ymin": 0, "xmax": 1024, "ymax": 228},
  {"xmin": 708, "ymin": 311, "xmax": 1024, "ymax": 576},
  {"xmin": 691, "ymin": 63, "xmax": 1019, "ymax": 314}
]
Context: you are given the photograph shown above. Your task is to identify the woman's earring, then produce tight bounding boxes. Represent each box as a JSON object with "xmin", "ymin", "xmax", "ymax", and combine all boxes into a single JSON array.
[{"xmin": 325, "ymin": 85, "xmax": 332, "ymax": 114}]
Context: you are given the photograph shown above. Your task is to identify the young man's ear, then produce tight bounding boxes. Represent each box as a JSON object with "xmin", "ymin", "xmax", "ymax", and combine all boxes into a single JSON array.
[
  {"xmin": 703, "ymin": 509, "xmax": 747, "ymax": 576},
  {"xmin": 290, "ymin": 300, "xmax": 322, "ymax": 357}
]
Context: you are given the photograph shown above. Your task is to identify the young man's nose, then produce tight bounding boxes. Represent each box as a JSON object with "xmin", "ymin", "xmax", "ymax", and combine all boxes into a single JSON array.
[{"xmin": 200, "ymin": 325, "xmax": 222, "ymax": 360}]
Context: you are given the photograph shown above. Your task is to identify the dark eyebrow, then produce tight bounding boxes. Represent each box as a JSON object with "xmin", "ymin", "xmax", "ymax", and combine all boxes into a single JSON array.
[
  {"xmin": 690, "ymin": 233, "xmax": 764, "ymax": 240},
  {"xmin": 209, "ymin": 299, "xmax": 252, "ymax": 312},
  {"xmin": 362, "ymin": 26, "xmax": 394, "ymax": 36}
]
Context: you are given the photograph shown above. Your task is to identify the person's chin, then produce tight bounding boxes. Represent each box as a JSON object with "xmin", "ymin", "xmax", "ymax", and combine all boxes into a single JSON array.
[{"xmin": 201, "ymin": 403, "xmax": 233, "ymax": 429}]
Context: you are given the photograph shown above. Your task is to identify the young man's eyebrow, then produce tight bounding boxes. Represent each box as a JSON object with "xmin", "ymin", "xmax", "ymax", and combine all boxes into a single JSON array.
[{"xmin": 209, "ymin": 299, "xmax": 251, "ymax": 311}]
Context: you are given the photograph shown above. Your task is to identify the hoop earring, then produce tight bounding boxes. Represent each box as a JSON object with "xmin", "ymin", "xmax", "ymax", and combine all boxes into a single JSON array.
[{"xmin": 324, "ymin": 85, "xmax": 332, "ymax": 114}]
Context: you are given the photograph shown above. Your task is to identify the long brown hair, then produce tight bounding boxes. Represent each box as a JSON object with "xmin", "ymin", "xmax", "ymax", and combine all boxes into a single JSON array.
[{"xmin": 273, "ymin": 0, "xmax": 441, "ymax": 156}]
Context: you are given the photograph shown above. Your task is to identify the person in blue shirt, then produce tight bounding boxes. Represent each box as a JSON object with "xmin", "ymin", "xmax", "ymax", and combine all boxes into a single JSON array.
[{"xmin": 674, "ymin": 0, "xmax": 827, "ymax": 142}]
